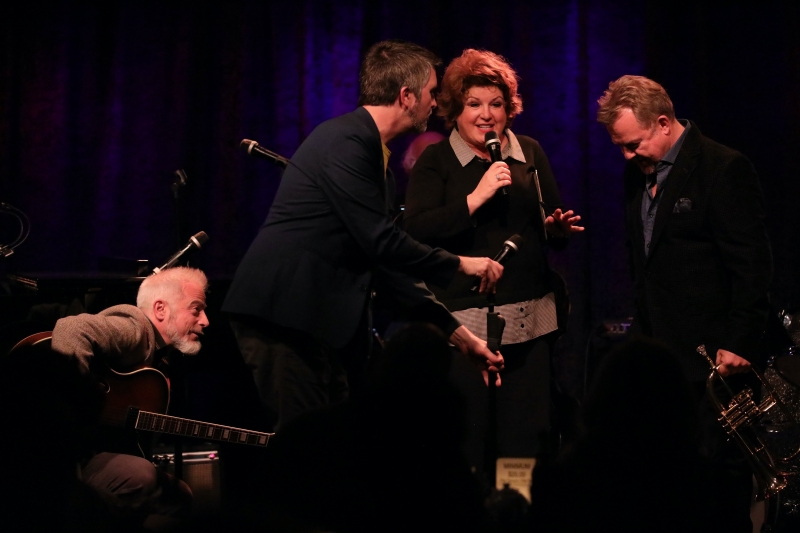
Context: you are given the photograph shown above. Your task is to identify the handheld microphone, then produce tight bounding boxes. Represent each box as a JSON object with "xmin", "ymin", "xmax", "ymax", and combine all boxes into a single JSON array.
[
  {"xmin": 240, "ymin": 139, "xmax": 290, "ymax": 168},
  {"xmin": 470, "ymin": 234, "xmax": 524, "ymax": 292},
  {"xmin": 152, "ymin": 231, "xmax": 209, "ymax": 274},
  {"xmin": 484, "ymin": 131, "xmax": 507, "ymax": 196}
]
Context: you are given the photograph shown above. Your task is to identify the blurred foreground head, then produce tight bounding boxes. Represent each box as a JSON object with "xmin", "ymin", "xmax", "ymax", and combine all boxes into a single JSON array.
[
  {"xmin": 583, "ymin": 337, "xmax": 697, "ymax": 451},
  {"xmin": 374, "ymin": 322, "xmax": 453, "ymax": 386}
]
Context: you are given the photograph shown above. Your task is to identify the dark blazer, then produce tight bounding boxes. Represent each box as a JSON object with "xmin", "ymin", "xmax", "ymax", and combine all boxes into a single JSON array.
[
  {"xmin": 223, "ymin": 108, "xmax": 460, "ymax": 349},
  {"xmin": 625, "ymin": 122, "xmax": 772, "ymax": 380}
]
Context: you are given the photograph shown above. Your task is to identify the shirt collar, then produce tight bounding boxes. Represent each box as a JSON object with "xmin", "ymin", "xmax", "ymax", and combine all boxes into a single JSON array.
[
  {"xmin": 381, "ymin": 143, "xmax": 391, "ymax": 175},
  {"xmin": 147, "ymin": 317, "xmax": 168, "ymax": 350},
  {"xmin": 659, "ymin": 119, "xmax": 690, "ymax": 166},
  {"xmin": 449, "ymin": 128, "xmax": 526, "ymax": 167}
]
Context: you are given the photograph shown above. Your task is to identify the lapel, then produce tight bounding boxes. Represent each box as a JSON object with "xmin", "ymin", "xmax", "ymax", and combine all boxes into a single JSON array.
[
  {"xmin": 646, "ymin": 123, "xmax": 702, "ymax": 263},
  {"xmin": 625, "ymin": 167, "xmax": 647, "ymax": 265},
  {"xmin": 385, "ymin": 168, "xmax": 396, "ymax": 216}
]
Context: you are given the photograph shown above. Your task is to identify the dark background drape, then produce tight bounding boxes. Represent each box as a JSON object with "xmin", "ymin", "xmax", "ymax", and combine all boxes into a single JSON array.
[{"xmin": 2, "ymin": 1, "xmax": 798, "ymax": 396}]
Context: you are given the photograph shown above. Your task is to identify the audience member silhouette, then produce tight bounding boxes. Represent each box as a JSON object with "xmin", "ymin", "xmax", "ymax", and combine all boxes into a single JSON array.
[
  {"xmin": 529, "ymin": 337, "xmax": 738, "ymax": 532},
  {"xmin": 2, "ymin": 342, "xmax": 135, "ymax": 531},
  {"xmin": 260, "ymin": 323, "xmax": 490, "ymax": 532}
]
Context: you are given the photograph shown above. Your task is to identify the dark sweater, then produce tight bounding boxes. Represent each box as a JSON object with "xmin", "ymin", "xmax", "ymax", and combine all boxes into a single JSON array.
[{"xmin": 403, "ymin": 134, "xmax": 566, "ymax": 312}]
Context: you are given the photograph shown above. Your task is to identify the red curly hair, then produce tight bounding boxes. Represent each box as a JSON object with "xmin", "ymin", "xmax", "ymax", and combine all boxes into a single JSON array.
[{"xmin": 437, "ymin": 49, "xmax": 523, "ymax": 129}]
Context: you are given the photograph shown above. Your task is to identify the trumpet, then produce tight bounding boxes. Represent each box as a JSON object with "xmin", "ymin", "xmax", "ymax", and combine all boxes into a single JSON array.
[{"xmin": 696, "ymin": 345, "xmax": 799, "ymax": 500}]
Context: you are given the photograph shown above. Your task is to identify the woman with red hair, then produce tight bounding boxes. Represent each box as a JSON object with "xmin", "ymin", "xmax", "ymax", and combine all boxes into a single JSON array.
[{"xmin": 403, "ymin": 49, "xmax": 583, "ymax": 478}]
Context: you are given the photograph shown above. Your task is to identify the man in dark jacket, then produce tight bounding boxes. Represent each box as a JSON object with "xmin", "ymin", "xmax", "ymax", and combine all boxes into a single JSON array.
[
  {"xmin": 597, "ymin": 75, "xmax": 772, "ymax": 532},
  {"xmin": 224, "ymin": 40, "xmax": 505, "ymax": 432}
]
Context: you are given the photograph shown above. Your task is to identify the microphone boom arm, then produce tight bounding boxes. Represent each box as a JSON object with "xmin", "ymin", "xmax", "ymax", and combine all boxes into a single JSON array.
[
  {"xmin": 152, "ymin": 231, "xmax": 209, "ymax": 274},
  {"xmin": 240, "ymin": 139, "xmax": 290, "ymax": 168}
]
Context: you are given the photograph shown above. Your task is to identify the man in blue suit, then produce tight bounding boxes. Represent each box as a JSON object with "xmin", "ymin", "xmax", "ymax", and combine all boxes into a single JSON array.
[{"xmin": 224, "ymin": 41, "xmax": 505, "ymax": 431}]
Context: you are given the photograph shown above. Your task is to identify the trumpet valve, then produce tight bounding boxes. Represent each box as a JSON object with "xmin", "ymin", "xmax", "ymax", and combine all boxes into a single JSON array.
[{"xmin": 720, "ymin": 389, "xmax": 762, "ymax": 432}]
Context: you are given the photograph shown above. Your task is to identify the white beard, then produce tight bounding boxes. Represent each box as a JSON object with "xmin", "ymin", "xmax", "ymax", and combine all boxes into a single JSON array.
[{"xmin": 166, "ymin": 320, "xmax": 202, "ymax": 355}]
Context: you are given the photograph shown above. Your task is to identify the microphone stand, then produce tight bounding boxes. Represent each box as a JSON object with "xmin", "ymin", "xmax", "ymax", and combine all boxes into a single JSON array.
[
  {"xmin": 171, "ymin": 170, "xmax": 188, "ymax": 250},
  {"xmin": 485, "ymin": 293, "xmax": 505, "ymax": 488},
  {"xmin": 168, "ymin": 169, "xmax": 188, "ymax": 479}
]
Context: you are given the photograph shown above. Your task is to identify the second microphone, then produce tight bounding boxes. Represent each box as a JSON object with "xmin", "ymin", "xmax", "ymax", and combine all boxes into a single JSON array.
[{"xmin": 470, "ymin": 234, "xmax": 524, "ymax": 292}]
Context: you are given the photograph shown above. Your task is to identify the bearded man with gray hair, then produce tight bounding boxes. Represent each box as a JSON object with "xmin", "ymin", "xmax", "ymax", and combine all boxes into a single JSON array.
[
  {"xmin": 51, "ymin": 266, "xmax": 209, "ymax": 528},
  {"xmin": 53, "ymin": 266, "xmax": 209, "ymax": 371}
]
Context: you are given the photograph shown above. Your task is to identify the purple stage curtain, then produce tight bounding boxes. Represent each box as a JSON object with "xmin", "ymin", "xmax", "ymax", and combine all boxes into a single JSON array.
[{"xmin": 2, "ymin": 1, "xmax": 798, "ymax": 395}]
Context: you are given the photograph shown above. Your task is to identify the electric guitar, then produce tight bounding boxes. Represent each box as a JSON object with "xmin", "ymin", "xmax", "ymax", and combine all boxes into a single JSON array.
[{"xmin": 11, "ymin": 331, "xmax": 273, "ymax": 448}]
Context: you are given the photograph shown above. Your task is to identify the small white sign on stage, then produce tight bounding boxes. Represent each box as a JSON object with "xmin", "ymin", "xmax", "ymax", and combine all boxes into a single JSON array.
[{"xmin": 495, "ymin": 457, "xmax": 537, "ymax": 503}]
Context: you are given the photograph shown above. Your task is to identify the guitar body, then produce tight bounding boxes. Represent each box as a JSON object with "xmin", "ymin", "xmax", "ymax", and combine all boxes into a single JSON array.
[
  {"xmin": 11, "ymin": 331, "xmax": 171, "ymax": 428},
  {"xmin": 11, "ymin": 331, "xmax": 273, "ymax": 448},
  {"xmin": 10, "ymin": 330, "xmax": 53, "ymax": 350},
  {"xmin": 98, "ymin": 367, "xmax": 170, "ymax": 429}
]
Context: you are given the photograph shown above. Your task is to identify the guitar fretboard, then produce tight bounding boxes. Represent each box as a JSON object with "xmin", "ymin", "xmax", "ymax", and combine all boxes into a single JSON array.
[{"xmin": 135, "ymin": 411, "xmax": 272, "ymax": 447}]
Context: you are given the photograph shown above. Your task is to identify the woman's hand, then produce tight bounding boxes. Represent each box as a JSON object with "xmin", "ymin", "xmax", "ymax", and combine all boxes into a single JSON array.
[
  {"xmin": 545, "ymin": 208, "xmax": 584, "ymax": 238},
  {"xmin": 466, "ymin": 161, "xmax": 511, "ymax": 215}
]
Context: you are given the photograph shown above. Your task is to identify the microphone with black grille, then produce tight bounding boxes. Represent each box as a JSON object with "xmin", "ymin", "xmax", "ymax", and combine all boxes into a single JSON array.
[
  {"xmin": 484, "ymin": 131, "xmax": 508, "ymax": 196},
  {"xmin": 240, "ymin": 139, "xmax": 290, "ymax": 168},
  {"xmin": 469, "ymin": 234, "xmax": 524, "ymax": 292},
  {"xmin": 152, "ymin": 231, "xmax": 209, "ymax": 274}
]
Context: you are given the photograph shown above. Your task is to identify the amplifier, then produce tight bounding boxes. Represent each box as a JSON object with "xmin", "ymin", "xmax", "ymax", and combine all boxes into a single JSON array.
[
  {"xmin": 153, "ymin": 450, "xmax": 221, "ymax": 516},
  {"xmin": 584, "ymin": 318, "xmax": 633, "ymax": 395},
  {"xmin": 597, "ymin": 319, "xmax": 633, "ymax": 339}
]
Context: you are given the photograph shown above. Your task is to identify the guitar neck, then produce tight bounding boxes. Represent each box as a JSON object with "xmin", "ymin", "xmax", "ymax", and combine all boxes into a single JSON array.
[{"xmin": 133, "ymin": 410, "xmax": 272, "ymax": 448}]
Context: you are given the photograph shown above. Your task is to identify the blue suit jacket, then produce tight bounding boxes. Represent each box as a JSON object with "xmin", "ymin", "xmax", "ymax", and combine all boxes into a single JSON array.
[{"xmin": 224, "ymin": 108, "xmax": 460, "ymax": 348}]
